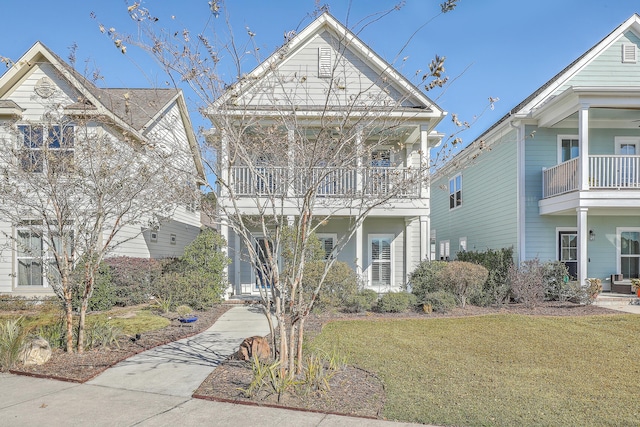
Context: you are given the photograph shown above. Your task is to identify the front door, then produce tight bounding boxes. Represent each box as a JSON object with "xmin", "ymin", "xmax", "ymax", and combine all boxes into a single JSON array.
[
  {"xmin": 559, "ymin": 231, "xmax": 577, "ymax": 279},
  {"xmin": 255, "ymin": 238, "xmax": 272, "ymax": 289}
]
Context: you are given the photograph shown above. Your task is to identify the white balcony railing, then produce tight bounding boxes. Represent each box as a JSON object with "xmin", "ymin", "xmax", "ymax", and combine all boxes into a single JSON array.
[
  {"xmin": 542, "ymin": 155, "xmax": 640, "ymax": 198},
  {"xmin": 229, "ymin": 166, "xmax": 420, "ymax": 198}
]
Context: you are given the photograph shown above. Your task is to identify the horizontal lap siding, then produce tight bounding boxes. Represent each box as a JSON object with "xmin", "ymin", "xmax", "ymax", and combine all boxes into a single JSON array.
[
  {"xmin": 0, "ymin": 221, "xmax": 13, "ymax": 292},
  {"xmin": 431, "ymin": 130, "xmax": 518, "ymax": 258}
]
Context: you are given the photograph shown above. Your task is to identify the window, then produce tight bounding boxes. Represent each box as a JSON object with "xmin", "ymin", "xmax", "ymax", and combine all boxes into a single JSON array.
[
  {"xmin": 439, "ymin": 240, "xmax": 450, "ymax": 260},
  {"xmin": 17, "ymin": 225, "xmax": 43, "ymax": 286},
  {"xmin": 370, "ymin": 235, "xmax": 393, "ymax": 288},
  {"xmin": 620, "ymin": 230, "xmax": 640, "ymax": 279},
  {"xmin": 558, "ymin": 230, "xmax": 577, "ymax": 279},
  {"xmin": 255, "ymin": 237, "xmax": 273, "ymax": 289},
  {"xmin": 19, "ymin": 124, "xmax": 74, "ymax": 173},
  {"xmin": 449, "ymin": 174, "xmax": 462, "ymax": 209},
  {"xmin": 459, "ymin": 237, "xmax": 467, "ymax": 252},
  {"xmin": 316, "ymin": 234, "xmax": 336, "ymax": 260},
  {"xmin": 170, "ymin": 234, "xmax": 177, "ymax": 245},
  {"xmin": 558, "ymin": 135, "xmax": 579, "ymax": 163},
  {"xmin": 150, "ymin": 231, "xmax": 158, "ymax": 243},
  {"xmin": 318, "ymin": 47, "xmax": 332, "ymax": 78}
]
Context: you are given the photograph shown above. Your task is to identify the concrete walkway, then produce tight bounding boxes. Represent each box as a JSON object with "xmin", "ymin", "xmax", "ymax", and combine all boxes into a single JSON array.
[{"xmin": 0, "ymin": 304, "xmax": 426, "ymax": 427}]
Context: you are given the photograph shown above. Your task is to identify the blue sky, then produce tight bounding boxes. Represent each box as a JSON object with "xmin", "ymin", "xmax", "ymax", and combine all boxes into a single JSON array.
[{"xmin": 1, "ymin": 0, "xmax": 639, "ymax": 152}]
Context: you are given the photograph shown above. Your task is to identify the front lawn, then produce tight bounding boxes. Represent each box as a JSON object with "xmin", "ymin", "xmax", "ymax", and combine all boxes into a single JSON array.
[{"xmin": 310, "ymin": 314, "xmax": 640, "ymax": 426}]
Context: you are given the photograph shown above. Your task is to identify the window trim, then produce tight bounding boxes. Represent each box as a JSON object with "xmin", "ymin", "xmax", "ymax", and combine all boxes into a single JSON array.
[
  {"xmin": 557, "ymin": 134, "xmax": 579, "ymax": 164},
  {"xmin": 18, "ymin": 124, "xmax": 75, "ymax": 173},
  {"xmin": 368, "ymin": 234, "xmax": 394, "ymax": 289},
  {"xmin": 439, "ymin": 239, "xmax": 450, "ymax": 261},
  {"xmin": 316, "ymin": 233, "xmax": 337, "ymax": 260},
  {"xmin": 616, "ymin": 227, "xmax": 640, "ymax": 279},
  {"xmin": 459, "ymin": 237, "xmax": 467, "ymax": 253},
  {"xmin": 449, "ymin": 174, "xmax": 462, "ymax": 210},
  {"xmin": 622, "ymin": 43, "xmax": 637, "ymax": 63}
]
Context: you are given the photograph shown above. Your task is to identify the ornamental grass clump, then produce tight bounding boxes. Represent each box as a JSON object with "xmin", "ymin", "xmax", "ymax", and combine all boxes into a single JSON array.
[{"xmin": 0, "ymin": 317, "xmax": 28, "ymax": 371}]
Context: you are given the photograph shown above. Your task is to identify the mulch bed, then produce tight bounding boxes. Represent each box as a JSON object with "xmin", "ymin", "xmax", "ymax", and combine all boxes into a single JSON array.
[
  {"xmin": 10, "ymin": 304, "xmax": 232, "ymax": 383},
  {"xmin": 8, "ymin": 300, "xmax": 625, "ymax": 419}
]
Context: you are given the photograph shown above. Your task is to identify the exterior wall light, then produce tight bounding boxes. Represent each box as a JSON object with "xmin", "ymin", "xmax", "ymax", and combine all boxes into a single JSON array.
[{"xmin": 589, "ymin": 230, "xmax": 595, "ymax": 241}]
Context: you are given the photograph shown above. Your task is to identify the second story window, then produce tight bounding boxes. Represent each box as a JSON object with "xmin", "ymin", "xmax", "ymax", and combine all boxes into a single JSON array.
[
  {"xmin": 19, "ymin": 124, "xmax": 74, "ymax": 173},
  {"xmin": 559, "ymin": 136, "xmax": 579, "ymax": 163},
  {"xmin": 449, "ymin": 174, "xmax": 462, "ymax": 209}
]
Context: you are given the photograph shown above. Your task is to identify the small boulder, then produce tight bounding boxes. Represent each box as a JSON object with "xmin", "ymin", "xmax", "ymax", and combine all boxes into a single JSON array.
[
  {"xmin": 19, "ymin": 337, "xmax": 52, "ymax": 366},
  {"xmin": 237, "ymin": 336, "xmax": 270, "ymax": 362}
]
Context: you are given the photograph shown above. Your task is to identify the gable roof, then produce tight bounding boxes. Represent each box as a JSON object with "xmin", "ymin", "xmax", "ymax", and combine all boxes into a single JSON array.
[
  {"xmin": 440, "ymin": 13, "xmax": 640, "ymax": 172},
  {"xmin": 211, "ymin": 12, "xmax": 444, "ymax": 120},
  {"xmin": 0, "ymin": 41, "xmax": 205, "ymax": 182}
]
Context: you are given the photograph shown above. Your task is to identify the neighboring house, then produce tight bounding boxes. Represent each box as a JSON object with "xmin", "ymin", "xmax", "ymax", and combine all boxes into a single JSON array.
[
  {"xmin": 209, "ymin": 13, "xmax": 446, "ymax": 296},
  {"xmin": 0, "ymin": 42, "xmax": 205, "ymax": 296},
  {"xmin": 431, "ymin": 14, "xmax": 640, "ymax": 293}
]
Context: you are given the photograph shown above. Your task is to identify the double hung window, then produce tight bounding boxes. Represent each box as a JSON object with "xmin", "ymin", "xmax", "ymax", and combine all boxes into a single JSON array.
[
  {"xmin": 19, "ymin": 124, "xmax": 74, "ymax": 173},
  {"xmin": 449, "ymin": 174, "xmax": 462, "ymax": 209},
  {"xmin": 370, "ymin": 235, "xmax": 392, "ymax": 288}
]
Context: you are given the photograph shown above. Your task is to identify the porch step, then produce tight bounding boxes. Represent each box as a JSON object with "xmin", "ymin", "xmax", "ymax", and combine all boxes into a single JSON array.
[
  {"xmin": 224, "ymin": 295, "xmax": 262, "ymax": 305},
  {"xmin": 594, "ymin": 293, "xmax": 640, "ymax": 306}
]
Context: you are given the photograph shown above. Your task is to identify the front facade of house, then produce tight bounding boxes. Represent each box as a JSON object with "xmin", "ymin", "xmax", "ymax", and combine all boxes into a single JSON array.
[
  {"xmin": 210, "ymin": 13, "xmax": 445, "ymax": 296},
  {"xmin": 0, "ymin": 42, "xmax": 205, "ymax": 296},
  {"xmin": 431, "ymin": 14, "xmax": 640, "ymax": 293}
]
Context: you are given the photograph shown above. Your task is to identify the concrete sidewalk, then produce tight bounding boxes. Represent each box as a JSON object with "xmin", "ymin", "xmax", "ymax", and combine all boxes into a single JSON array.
[{"xmin": 0, "ymin": 304, "xmax": 427, "ymax": 426}]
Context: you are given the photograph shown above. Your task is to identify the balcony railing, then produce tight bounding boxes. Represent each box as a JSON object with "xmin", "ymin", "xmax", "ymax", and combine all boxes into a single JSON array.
[
  {"xmin": 229, "ymin": 166, "xmax": 421, "ymax": 198},
  {"xmin": 542, "ymin": 155, "xmax": 640, "ymax": 198}
]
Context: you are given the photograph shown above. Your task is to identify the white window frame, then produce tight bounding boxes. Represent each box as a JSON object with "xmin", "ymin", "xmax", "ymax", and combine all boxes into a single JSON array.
[
  {"xmin": 18, "ymin": 124, "xmax": 75, "ymax": 173},
  {"xmin": 449, "ymin": 174, "xmax": 462, "ymax": 210},
  {"xmin": 439, "ymin": 240, "xmax": 450, "ymax": 260},
  {"xmin": 459, "ymin": 237, "xmax": 467, "ymax": 253},
  {"xmin": 557, "ymin": 135, "xmax": 579, "ymax": 164},
  {"xmin": 150, "ymin": 231, "xmax": 158, "ymax": 243},
  {"xmin": 316, "ymin": 233, "xmax": 337, "ymax": 260},
  {"xmin": 614, "ymin": 136, "xmax": 640, "ymax": 155},
  {"xmin": 368, "ymin": 234, "xmax": 394, "ymax": 289},
  {"xmin": 616, "ymin": 227, "xmax": 640, "ymax": 279}
]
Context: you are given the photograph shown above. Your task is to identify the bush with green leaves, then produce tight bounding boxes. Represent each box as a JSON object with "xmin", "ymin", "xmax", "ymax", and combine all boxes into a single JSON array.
[
  {"xmin": 458, "ymin": 248, "xmax": 514, "ymax": 306},
  {"xmin": 154, "ymin": 229, "xmax": 229, "ymax": 310},
  {"xmin": 436, "ymin": 261, "xmax": 488, "ymax": 308},
  {"xmin": 105, "ymin": 257, "xmax": 164, "ymax": 306},
  {"xmin": 303, "ymin": 260, "xmax": 358, "ymax": 311},
  {"xmin": 377, "ymin": 292, "xmax": 417, "ymax": 313},
  {"xmin": 344, "ymin": 289, "xmax": 379, "ymax": 313},
  {"xmin": 72, "ymin": 260, "xmax": 116, "ymax": 312},
  {"xmin": 423, "ymin": 290, "xmax": 458, "ymax": 313},
  {"xmin": 408, "ymin": 260, "xmax": 448, "ymax": 301},
  {"xmin": 542, "ymin": 261, "xmax": 574, "ymax": 302}
]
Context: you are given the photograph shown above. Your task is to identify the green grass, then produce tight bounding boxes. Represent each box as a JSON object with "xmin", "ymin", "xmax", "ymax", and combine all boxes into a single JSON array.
[{"xmin": 309, "ymin": 314, "xmax": 640, "ymax": 427}]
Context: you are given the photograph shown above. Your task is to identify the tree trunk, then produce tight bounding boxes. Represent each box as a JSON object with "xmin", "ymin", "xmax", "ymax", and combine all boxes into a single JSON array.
[
  {"xmin": 296, "ymin": 316, "xmax": 305, "ymax": 374},
  {"xmin": 63, "ymin": 283, "xmax": 74, "ymax": 353}
]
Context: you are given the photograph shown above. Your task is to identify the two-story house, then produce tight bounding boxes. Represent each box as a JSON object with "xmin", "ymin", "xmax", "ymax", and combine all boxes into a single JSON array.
[
  {"xmin": 431, "ymin": 14, "xmax": 640, "ymax": 293},
  {"xmin": 209, "ymin": 12, "xmax": 446, "ymax": 296},
  {"xmin": 0, "ymin": 42, "xmax": 205, "ymax": 296}
]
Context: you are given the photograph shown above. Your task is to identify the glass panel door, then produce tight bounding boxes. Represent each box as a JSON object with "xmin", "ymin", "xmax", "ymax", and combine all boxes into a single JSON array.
[{"xmin": 559, "ymin": 231, "xmax": 577, "ymax": 279}]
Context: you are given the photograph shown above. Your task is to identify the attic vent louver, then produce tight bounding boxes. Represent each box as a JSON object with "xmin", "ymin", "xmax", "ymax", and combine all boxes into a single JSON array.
[
  {"xmin": 318, "ymin": 47, "xmax": 332, "ymax": 78},
  {"xmin": 622, "ymin": 43, "xmax": 637, "ymax": 63}
]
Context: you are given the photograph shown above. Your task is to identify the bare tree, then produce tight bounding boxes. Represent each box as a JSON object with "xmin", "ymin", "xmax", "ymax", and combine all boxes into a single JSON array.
[
  {"xmin": 0, "ymin": 70, "xmax": 198, "ymax": 353},
  {"xmin": 107, "ymin": 0, "xmax": 467, "ymax": 375}
]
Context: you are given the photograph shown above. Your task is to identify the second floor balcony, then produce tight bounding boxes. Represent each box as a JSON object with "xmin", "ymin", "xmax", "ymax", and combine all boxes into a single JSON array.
[
  {"xmin": 542, "ymin": 155, "xmax": 640, "ymax": 198},
  {"xmin": 228, "ymin": 165, "xmax": 423, "ymax": 198}
]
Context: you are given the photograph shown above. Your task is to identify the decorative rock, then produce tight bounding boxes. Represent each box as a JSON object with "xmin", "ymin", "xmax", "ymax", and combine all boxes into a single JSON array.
[
  {"xmin": 19, "ymin": 337, "xmax": 52, "ymax": 366},
  {"xmin": 237, "ymin": 336, "xmax": 270, "ymax": 362}
]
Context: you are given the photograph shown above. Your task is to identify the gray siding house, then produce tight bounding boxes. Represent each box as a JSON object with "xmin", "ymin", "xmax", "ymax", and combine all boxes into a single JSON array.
[
  {"xmin": 210, "ymin": 13, "xmax": 446, "ymax": 296},
  {"xmin": 431, "ymin": 14, "xmax": 640, "ymax": 293}
]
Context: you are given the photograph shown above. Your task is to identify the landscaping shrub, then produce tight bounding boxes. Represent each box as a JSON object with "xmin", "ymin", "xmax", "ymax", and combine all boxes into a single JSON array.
[
  {"xmin": 542, "ymin": 261, "xmax": 575, "ymax": 302},
  {"xmin": 422, "ymin": 290, "xmax": 458, "ymax": 313},
  {"xmin": 0, "ymin": 317, "xmax": 28, "ymax": 371},
  {"xmin": 72, "ymin": 260, "xmax": 116, "ymax": 312},
  {"xmin": 344, "ymin": 289, "xmax": 379, "ymax": 313},
  {"xmin": 105, "ymin": 257, "xmax": 163, "ymax": 306},
  {"xmin": 154, "ymin": 229, "xmax": 229, "ymax": 310},
  {"xmin": 436, "ymin": 261, "xmax": 488, "ymax": 308},
  {"xmin": 508, "ymin": 258, "xmax": 546, "ymax": 308},
  {"xmin": 408, "ymin": 260, "xmax": 448, "ymax": 301},
  {"xmin": 458, "ymin": 248, "xmax": 514, "ymax": 306},
  {"xmin": 376, "ymin": 292, "xmax": 417, "ymax": 313},
  {"xmin": 304, "ymin": 260, "xmax": 358, "ymax": 311}
]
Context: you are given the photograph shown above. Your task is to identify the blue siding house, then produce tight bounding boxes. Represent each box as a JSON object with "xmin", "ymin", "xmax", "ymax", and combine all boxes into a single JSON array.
[{"xmin": 431, "ymin": 14, "xmax": 640, "ymax": 293}]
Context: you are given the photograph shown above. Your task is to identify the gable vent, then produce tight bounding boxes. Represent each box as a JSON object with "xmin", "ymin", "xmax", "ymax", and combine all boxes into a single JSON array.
[
  {"xmin": 622, "ymin": 43, "xmax": 637, "ymax": 63},
  {"xmin": 318, "ymin": 47, "xmax": 332, "ymax": 78}
]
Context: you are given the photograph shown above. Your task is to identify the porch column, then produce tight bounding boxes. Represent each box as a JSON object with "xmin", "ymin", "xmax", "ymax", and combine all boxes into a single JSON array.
[
  {"xmin": 234, "ymin": 229, "xmax": 241, "ymax": 295},
  {"xmin": 219, "ymin": 215, "xmax": 231, "ymax": 298},
  {"xmin": 404, "ymin": 218, "xmax": 413, "ymax": 285},
  {"xmin": 420, "ymin": 215, "xmax": 429, "ymax": 261},
  {"xmin": 355, "ymin": 222, "xmax": 363, "ymax": 279},
  {"xmin": 577, "ymin": 207, "xmax": 588, "ymax": 286},
  {"xmin": 420, "ymin": 125, "xmax": 429, "ymax": 198},
  {"xmin": 579, "ymin": 104, "xmax": 590, "ymax": 191}
]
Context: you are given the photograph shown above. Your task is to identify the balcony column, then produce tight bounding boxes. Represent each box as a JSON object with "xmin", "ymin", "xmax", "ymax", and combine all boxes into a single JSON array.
[
  {"xmin": 355, "ymin": 126, "xmax": 363, "ymax": 194},
  {"xmin": 420, "ymin": 125, "xmax": 429, "ymax": 198},
  {"xmin": 219, "ymin": 215, "xmax": 232, "ymax": 298},
  {"xmin": 219, "ymin": 129, "xmax": 229, "ymax": 199},
  {"xmin": 420, "ymin": 215, "xmax": 429, "ymax": 261},
  {"xmin": 287, "ymin": 129, "xmax": 295, "ymax": 198},
  {"xmin": 579, "ymin": 104, "xmax": 590, "ymax": 191},
  {"xmin": 355, "ymin": 222, "xmax": 363, "ymax": 279},
  {"xmin": 577, "ymin": 207, "xmax": 588, "ymax": 286}
]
